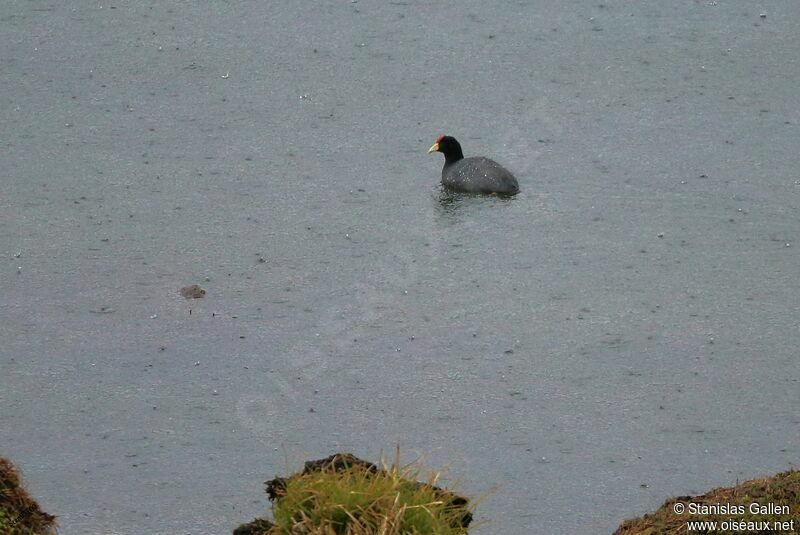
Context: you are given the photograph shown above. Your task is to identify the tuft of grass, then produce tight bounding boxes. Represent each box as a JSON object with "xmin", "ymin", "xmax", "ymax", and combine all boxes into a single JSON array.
[
  {"xmin": 239, "ymin": 451, "xmax": 474, "ymax": 535},
  {"xmin": 615, "ymin": 469, "xmax": 800, "ymax": 535},
  {"xmin": 0, "ymin": 458, "xmax": 57, "ymax": 535}
]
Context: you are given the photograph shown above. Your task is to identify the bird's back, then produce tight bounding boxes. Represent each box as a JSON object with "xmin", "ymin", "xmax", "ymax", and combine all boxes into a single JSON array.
[{"xmin": 442, "ymin": 157, "xmax": 519, "ymax": 195}]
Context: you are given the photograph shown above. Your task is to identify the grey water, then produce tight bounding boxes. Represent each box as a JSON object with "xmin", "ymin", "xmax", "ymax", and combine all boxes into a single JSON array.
[{"xmin": 2, "ymin": 2, "xmax": 799, "ymax": 534}]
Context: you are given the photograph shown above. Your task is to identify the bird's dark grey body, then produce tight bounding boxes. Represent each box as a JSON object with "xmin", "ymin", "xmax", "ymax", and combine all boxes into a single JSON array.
[
  {"xmin": 429, "ymin": 135, "xmax": 520, "ymax": 195},
  {"xmin": 442, "ymin": 156, "xmax": 519, "ymax": 195}
]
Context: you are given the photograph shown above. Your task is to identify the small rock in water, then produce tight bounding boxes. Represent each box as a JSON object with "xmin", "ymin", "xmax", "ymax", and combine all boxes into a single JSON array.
[{"xmin": 180, "ymin": 285, "xmax": 206, "ymax": 298}]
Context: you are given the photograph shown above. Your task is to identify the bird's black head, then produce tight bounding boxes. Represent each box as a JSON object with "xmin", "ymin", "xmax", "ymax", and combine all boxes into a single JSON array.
[{"xmin": 428, "ymin": 135, "xmax": 464, "ymax": 162}]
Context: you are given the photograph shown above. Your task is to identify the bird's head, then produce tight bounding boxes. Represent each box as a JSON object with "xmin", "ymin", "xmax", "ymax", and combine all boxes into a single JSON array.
[{"xmin": 428, "ymin": 135, "xmax": 464, "ymax": 161}]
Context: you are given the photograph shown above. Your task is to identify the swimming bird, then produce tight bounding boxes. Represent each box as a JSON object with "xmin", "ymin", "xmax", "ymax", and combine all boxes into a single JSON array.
[{"xmin": 428, "ymin": 135, "xmax": 519, "ymax": 195}]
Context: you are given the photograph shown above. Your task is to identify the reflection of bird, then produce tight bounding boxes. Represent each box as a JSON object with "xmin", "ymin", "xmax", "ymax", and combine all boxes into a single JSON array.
[{"xmin": 428, "ymin": 135, "xmax": 519, "ymax": 195}]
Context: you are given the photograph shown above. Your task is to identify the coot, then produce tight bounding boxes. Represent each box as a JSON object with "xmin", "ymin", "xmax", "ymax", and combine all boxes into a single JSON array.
[{"xmin": 428, "ymin": 135, "xmax": 519, "ymax": 195}]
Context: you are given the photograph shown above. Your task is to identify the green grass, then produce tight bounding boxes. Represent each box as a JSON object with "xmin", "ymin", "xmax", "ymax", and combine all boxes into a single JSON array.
[
  {"xmin": 0, "ymin": 508, "xmax": 10, "ymax": 532},
  {"xmin": 263, "ymin": 453, "xmax": 473, "ymax": 535}
]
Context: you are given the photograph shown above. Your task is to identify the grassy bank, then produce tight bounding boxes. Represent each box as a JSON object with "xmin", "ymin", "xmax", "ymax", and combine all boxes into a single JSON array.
[
  {"xmin": 0, "ymin": 458, "xmax": 56, "ymax": 535},
  {"xmin": 615, "ymin": 469, "xmax": 800, "ymax": 534},
  {"xmin": 235, "ymin": 452, "xmax": 473, "ymax": 535}
]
